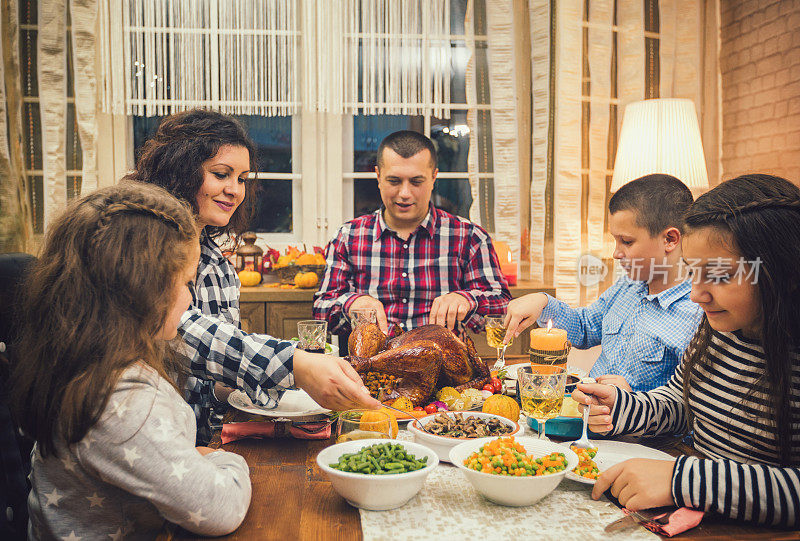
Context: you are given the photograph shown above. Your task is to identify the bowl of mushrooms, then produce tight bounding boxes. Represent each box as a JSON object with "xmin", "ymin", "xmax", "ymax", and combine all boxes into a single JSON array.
[{"xmin": 407, "ymin": 411, "xmax": 524, "ymax": 463}]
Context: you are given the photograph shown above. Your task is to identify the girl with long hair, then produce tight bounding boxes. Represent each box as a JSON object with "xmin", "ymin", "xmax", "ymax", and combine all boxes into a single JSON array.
[
  {"xmin": 12, "ymin": 183, "xmax": 251, "ymax": 538},
  {"xmin": 574, "ymin": 174, "xmax": 800, "ymax": 527},
  {"xmin": 128, "ymin": 109, "xmax": 377, "ymax": 444}
]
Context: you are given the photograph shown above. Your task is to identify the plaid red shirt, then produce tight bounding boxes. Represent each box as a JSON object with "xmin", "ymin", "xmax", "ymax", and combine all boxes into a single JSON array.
[{"xmin": 313, "ymin": 206, "xmax": 511, "ymax": 334}]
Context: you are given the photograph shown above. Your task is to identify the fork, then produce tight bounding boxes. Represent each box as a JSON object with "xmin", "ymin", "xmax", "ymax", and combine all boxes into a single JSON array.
[{"xmin": 569, "ymin": 395, "xmax": 593, "ymax": 450}]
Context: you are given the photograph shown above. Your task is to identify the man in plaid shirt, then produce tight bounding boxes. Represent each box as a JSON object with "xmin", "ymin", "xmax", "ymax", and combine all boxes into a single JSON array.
[{"xmin": 314, "ymin": 131, "xmax": 511, "ymax": 338}]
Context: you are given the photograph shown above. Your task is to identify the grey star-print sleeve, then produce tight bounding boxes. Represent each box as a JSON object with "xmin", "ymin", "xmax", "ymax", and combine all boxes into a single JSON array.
[{"xmin": 73, "ymin": 367, "xmax": 251, "ymax": 536}]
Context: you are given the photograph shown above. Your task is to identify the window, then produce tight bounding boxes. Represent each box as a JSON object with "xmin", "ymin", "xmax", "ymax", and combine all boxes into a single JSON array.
[
  {"xmin": 19, "ymin": 0, "xmax": 83, "ymax": 234},
  {"xmin": 132, "ymin": 114, "xmax": 298, "ymax": 238},
  {"xmin": 127, "ymin": 0, "xmax": 492, "ymax": 248},
  {"xmin": 343, "ymin": 0, "xmax": 491, "ymax": 225}
]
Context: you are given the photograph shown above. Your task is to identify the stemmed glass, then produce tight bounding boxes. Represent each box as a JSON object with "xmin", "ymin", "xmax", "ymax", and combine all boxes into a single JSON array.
[
  {"xmin": 485, "ymin": 315, "xmax": 513, "ymax": 371},
  {"xmin": 335, "ymin": 409, "xmax": 393, "ymax": 443},
  {"xmin": 518, "ymin": 364, "xmax": 567, "ymax": 440}
]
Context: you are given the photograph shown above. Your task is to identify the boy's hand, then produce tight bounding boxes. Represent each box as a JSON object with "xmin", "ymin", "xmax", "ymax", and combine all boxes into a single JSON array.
[
  {"xmin": 596, "ymin": 374, "xmax": 632, "ymax": 392},
  {"xmin": 348, "ymin": 295, "xmax": 389, "ymax": 335},
  {"xmin": 293, "ymin": 349, "xmax": 382, "ymax": 411},
  {"xmin": 571, "ymin": 383, "xmax": 617, "ymax": 434},
  {"xmin": 503, "ymin": 293, "xmax": 549, "ymax": 344},
  {"xmin": 592, "ymin": 458, "xmax": 676, "ymax": 511}
]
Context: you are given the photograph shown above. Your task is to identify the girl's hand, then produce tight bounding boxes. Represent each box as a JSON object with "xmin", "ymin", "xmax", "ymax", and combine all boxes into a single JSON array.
[
  {"xmin": 502, "ymin": 293, "xmax": 549, "ymax": 344},
  {"xmin": 592, "ymin": 458, "xmax": 677, "ymax": 511},
  {"xmin": 571, "ymin": 383, "xmax": 617, "ymax": 434},
  {"xmin": 596, "ymin": 374, "xmax": 632, "ymax": 392},
  {"xmin": 293, "ymin": 350, "xmax": 381, "ymax": 411}
]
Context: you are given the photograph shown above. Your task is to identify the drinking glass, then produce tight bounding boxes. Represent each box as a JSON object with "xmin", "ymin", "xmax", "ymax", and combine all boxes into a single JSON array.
[
  {"xmin": 336, "ymin": 409, "xmax": 393, "ymax": 443},
  {"xmin": 297, "ymin": 320, "xmax": 327, "ymax": 353},
  {"xmin": 518, "ymin": 364, "xmax": 567, "ymax": 440},
  {"xmin": 350, "ymin": 309, "xmax": 378, "ymax": 329},
  {"xmin": 485, "ymin": 315, "xmax": 513, "ymax": 370}
]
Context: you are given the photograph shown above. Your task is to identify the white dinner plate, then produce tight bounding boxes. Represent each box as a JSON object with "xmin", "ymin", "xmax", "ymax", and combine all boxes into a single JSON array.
[
  {"xmin": 565, "ymin": 451, "xmax": 628, "ymax": 485},
  {"xmin": 561, "ymin": 440, "xmax": 673, "ymax": 485},
  {"xmin": 228, "ymin": 389, "xmax": 330, "ymax": 420}
]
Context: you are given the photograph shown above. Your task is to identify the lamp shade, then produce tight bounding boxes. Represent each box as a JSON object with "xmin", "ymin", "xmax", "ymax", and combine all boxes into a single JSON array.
[{"xmin": 610, "ymin": 98, "xmax": 709, "ymax": 192}]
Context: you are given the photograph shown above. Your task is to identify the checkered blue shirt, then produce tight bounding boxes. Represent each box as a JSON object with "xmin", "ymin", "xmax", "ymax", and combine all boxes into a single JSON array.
[
  {"xmin": 178, "ymin": 233, "xmax": 296, "ymax": 445},
  {"xmin": 539, "ymin": 276, "xmax": 702, "ymax": 391}
]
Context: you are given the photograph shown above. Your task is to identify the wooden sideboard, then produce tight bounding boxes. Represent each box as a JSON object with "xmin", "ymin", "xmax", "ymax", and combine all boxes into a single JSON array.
[{"xmin": 239, "ymin": 280, "xmax": 556, "ymax": 357}]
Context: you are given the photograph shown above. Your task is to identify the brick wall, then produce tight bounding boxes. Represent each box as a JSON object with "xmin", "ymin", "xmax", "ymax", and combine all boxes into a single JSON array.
[{"xmin": 720, "ymin": 0, "xmax": 800, "ymax": 184}]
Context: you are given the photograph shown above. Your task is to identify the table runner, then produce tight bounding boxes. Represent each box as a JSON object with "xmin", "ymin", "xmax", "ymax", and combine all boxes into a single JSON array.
[{"xmin": 359, "ymin": 430, "xmax": 658, "ymax": 541}]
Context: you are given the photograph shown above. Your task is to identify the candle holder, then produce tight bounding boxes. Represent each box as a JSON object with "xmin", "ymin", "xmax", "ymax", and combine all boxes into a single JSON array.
[{"xmin": 529, "ymin": 341, "xmax": 572, "ymax": 368}]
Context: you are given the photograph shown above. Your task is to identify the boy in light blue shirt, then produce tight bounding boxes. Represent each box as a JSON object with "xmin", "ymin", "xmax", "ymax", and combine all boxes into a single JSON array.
[{"xmin": 504, "ymin": 175, "xmax": 703, "ymax": 392}]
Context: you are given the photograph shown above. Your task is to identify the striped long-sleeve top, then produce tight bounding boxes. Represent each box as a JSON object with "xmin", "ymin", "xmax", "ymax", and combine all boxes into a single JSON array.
[{"xmin": 609, "ymin": 329, "xmax": 800, "ymax": 527}]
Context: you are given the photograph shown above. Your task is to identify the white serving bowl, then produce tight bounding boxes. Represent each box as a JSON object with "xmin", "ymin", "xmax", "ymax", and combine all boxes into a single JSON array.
[
  {"xmin": 407, "ymin": 411, "xmax": 524, "ymax": 463},
  {"xmin": 449, "ymin": 436, "xmax": 579, "ymax": 507},
  {"xmin": 316, "ymin": 438, "xmax": 439, "ymax": 511}
]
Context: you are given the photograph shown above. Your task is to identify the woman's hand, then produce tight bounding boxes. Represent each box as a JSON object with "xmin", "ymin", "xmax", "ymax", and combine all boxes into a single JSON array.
[
  {"xmin": 293, "ymin": 350, "xmax": 381, "ymax": 411},
  {"xmin": 348, "ymin": 295, "xmax": 389, "ymax": 335},
  {"xmin": 196, "ymin": 446, "xmax": 217, "ymax": 456},
  {"xmin": 592, "ymin": 458, "xmax": 677, "ymax": 511},
  {"xmin": 571, "ymin": 382, "xmax": 617, "ymax": 434},
  {"xmin": 596, "ymin": 374, "xmax": 632, "ymax": 392},
  {"xmin": 502, "ymin": 293, "xmax": 549, "ymax": 344}
]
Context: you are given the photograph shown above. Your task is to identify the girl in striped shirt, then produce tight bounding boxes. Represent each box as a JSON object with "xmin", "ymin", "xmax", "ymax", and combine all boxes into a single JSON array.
[{"xmin": 574, "ymin": 174, "xmax": 800, "ymax": 527}]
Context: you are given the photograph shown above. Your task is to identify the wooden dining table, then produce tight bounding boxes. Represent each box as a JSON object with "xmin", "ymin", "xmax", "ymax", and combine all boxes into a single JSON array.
[{"xmin": 158, "ymin": 356, "xmax": 800, "ymax": 541}]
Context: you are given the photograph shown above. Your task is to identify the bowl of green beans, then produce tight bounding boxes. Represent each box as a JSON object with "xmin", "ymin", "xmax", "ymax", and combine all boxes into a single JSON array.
[{"xmin": 316, "ymin": 439, "xmax": 439, "ymax": 510}]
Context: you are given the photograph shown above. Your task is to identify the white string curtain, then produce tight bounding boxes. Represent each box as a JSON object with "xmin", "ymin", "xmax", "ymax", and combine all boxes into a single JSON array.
[
  {"xmin": 101, "ymin": 0, "xmax": 300, "ymax": 116},
  {"xmin": 302, "ymin": 0, "xmax": 453, "ymax": 116},
  {"xmin": 102, "ymin": 0, "xmax": 452, "ymax": 117}
]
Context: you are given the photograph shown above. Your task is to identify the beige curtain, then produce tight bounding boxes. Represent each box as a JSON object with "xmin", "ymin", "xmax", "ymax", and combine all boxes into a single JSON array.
[
  {"xmin": 528, "ymin": 0, "xmax": 721, "ymax": 305},
  {"xmin": 0, "ymin": 0, "xmax": 33, "ymax": 253}
]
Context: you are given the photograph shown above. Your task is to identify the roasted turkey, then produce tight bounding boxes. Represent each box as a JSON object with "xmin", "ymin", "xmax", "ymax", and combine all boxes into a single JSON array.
[{"xmin": 347, "ymin": 323, "xmax": 491, "ymax": 406}]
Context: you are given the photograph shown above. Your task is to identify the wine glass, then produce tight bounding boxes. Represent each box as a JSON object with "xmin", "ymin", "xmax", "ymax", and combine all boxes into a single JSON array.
[
  {"xmin": 485, "ymin": 315, "xmax": 513, "ymax": 371},
  {"xmin": 518, "ymin": 364, "xmax": 567, "ymax": 440},
  {"xmin": 336, "ymin": 409, "xmax": 393, "ymax": 443},
  {"xmin": 350, "ymin": 309, "xmax": 378, "ymax": 329}
]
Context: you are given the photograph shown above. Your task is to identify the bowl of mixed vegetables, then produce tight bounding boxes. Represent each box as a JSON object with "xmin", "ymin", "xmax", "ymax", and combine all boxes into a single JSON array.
[
  {"xmin": 316, "ymin": 439, "xmax": 439, "ymax": 510},
  {"xmin": 449, "ymin": 436, "xmax": 579, "ymax": 506}
]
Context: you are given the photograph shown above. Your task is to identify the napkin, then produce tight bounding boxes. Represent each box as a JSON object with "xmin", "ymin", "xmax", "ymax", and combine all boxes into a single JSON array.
[
  {"xmin": 623, "ymin": 507, "xmax": 705, "ymax": 537},
  {"xmin": 221, "ymin": 420, "xmax": 331, "ymax": 444}
]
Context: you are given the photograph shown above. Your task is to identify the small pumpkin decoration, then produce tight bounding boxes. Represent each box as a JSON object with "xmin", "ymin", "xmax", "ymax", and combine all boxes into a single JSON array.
[
  {"xmin": 294, "ymin": 271, "xmax": 319, "ymax": 289},
  {"xmin": 481, "ymin": 394, "xmax": 520, "ymax": 422},
  {"xmin": 359, "ymin": 408, "xmax": 399, "ymax": 438},
  {"xmin": 237, "ymin": 270, "xmax": 262, "ymax": 287},
  {"xmin": 295, "ymin": 253, "xmax": 318, "ymax": 266}
]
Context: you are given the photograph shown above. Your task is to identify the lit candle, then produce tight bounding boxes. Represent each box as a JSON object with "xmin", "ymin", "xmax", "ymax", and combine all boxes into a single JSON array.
[{"xmin": 529, "ymin": 319, "xmax": 568, "ymax": 351}]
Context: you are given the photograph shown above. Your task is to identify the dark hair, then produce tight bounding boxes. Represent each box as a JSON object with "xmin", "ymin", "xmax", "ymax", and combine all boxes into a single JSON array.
[
  {"xmin": 681, "ymin": 174, "xmax": 800, "ymax": 466},
  {"xmin": 377, "ymin": 130, "xmax": 437, "ymax": 169},
  {"xmin": 609, "ymin": 174, "xmax": 694, "ymax": 235},
  {"xmin": 11, "ymin": 182, "xmax": 198, "ymax": 457},
  {"xmin": 125, "ymin": 109, "xmax": 258, "ymax": 238}
]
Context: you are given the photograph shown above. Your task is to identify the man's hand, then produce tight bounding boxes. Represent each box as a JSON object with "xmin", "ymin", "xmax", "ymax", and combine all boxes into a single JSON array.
[
  {"xmin": 571, "ymin": 382, "xmax": 617, "ymax": 434},
  {"xmin": 348, "ymin": 295, "xmax": 389, "ymax": 335},
  {"xmin": 592, "ymin": 458, "xmax": 677, "ymax": 511},
  {"xmin": 429, "ymin": 292, "xmax": 471, "ymax": 330},
  {"xmin": 293, "ymin": 349, "xmax": 381, "ymax": 411},
  {"xmin": 596, "ymin": 374, "xmax": 633, "ymax": 392},
  {"xmin": 502, "ymin": 293, "xmax": 549, "ymax": 344}
]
